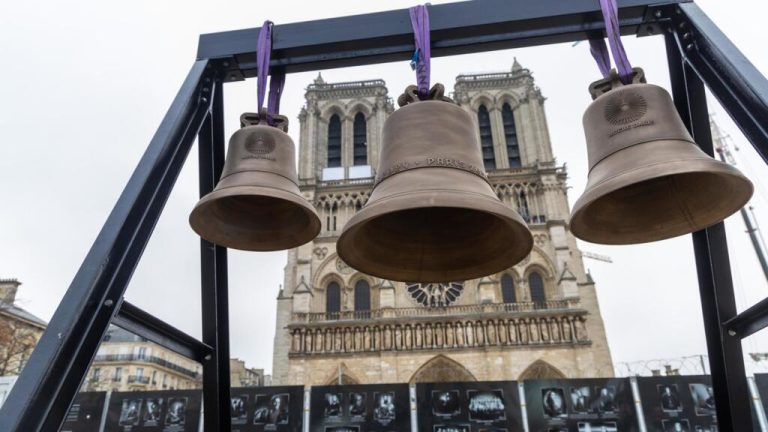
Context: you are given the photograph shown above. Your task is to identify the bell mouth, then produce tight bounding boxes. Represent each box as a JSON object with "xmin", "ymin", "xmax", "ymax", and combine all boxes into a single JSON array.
[
  {"xmin": 571, "ymin": 143, "xmax": 753, "ymax": 244},
  {"xmin": 190, "ymin": 185, "xmax": 321, "ymax": 251},
  {"xmin": 338, "ymin": 194, "xmax": 532, "ymax": 283}
]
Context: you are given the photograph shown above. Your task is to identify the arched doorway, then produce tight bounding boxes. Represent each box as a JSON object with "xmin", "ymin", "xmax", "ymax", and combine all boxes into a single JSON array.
[
  {"xmin": 409, "ymin": 355, "xmax": 477, "ymax": 384},
  {"xmin": 518, "ymin": 360, "xmax": 566, "ymax": 380},
  {"xmin": 324, "ymin": 363, "xmax": 361, "ymax": 385}
]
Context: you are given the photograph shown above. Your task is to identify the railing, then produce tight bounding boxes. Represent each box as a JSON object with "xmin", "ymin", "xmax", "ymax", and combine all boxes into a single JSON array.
[
  {"xmin": 92, "ymin": 354, "xmax": 199, "ymax": 378},
  {"xmin": 316, "ymin": 176, "xmax": 374, "ymax": 188},
  {"xmin": 307, "ymin": 79, "xmax": 386, "ymax": 91},
  {"xmin": 127, "ymin": 375, "xmax": 150, "ymax": 384},
  {"xmin": 292, "ymin": 300, "xmax": 579, "ymax": 324},
  {"xmin": 289, "ymin": 310, "xmax": 590, "ymax": 357},
  {"xmin": 455, "ymin": 71, "xmax": 520, "ymax": 82}
]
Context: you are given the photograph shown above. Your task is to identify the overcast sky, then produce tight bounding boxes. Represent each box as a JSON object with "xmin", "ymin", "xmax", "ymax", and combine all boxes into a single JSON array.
[{"xmin": 1, "ymin": 0, "xmax": 767, "ymax": 376}]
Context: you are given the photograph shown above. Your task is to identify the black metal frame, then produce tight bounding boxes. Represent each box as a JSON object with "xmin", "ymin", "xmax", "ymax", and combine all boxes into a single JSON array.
[{"xmin": 0, "ymin": 0, "xmax": 766, "ymax": 430}]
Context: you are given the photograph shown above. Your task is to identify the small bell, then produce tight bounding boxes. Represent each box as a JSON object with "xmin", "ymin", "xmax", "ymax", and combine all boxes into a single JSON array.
[
  {"xmin": 189, "ymin": 110, "xmax": 321, "ymax": 251},
  {"xmin": 337, "ymin": 85, "xmax": 533, "ymax": 283},
  {"xmin": 570, "ymin": 68, "xmax": 753, "ymax": 244}
]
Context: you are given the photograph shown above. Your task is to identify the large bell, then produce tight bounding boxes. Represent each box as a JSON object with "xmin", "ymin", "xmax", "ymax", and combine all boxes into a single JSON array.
[
  {"xmin": 189, "ymin": 111, "xmax": 321, "ymax": 251},
  {"xmin": 337, "ymin": 85, "xmax": 533, "ymax": 283},
  {"xmin": 570, "ymin": 68, "xmax": 753, "ymax": 244}
]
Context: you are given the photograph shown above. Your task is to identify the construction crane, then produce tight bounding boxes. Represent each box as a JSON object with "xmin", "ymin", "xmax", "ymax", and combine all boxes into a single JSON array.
[
  {"xmin": 581, "ymin": 251, "xmax": 613, "ymax": 263},
  {"xmin": 711, "ymin": 116, "xmax": 768, "ymax": 284}
]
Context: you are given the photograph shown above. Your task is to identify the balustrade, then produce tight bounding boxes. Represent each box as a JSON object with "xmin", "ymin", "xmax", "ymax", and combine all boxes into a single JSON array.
[
  {"xmin": 288, "ymin": 311, "xmax": 589, "ymax": 356},
  {"xmin": 292, "ymin": 300, "xmax": 579, "ymax": 324}
]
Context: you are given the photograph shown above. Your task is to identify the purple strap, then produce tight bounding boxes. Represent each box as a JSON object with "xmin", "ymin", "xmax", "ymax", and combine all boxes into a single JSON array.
[
  {"xmin": 589, "ymin": 39, "xmax": 612, "ymax": 78},
  {"xmin": 409, "ymin": 5, "xmax": 431, "ymax": 99},
  {"xmin": 256, "ymin": 20, "xmax": 286, "ymax": 125},
  {"xmin": 591, "ymin": 0, "xmax": 633, "ymax": 84}
]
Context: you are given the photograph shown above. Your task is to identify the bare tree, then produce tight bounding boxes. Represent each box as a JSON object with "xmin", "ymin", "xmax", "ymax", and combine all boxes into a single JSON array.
[{"xmin": 0, "ymin": 303, "xmax": 42, "ymax": 376}]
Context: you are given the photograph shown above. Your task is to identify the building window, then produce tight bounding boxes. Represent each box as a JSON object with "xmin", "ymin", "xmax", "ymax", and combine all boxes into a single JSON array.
[
  {"xmin": 518, "ymin": 191, "xmax": 530, "ymax": 223},
  {"xmin": 477, "ymin": 105, "xmax": 496, "ymax": 170},
  {"xmin": 92, "ymin": 368, "xmax": 101, "ymax": 382},
  {"xmin": 114, "ymin": 367, "xmax": 123, "ymax": 382},
  {"xmin": 152, "ymin": 371, "xmax": 157, "ymax": 384},
  {"xmin": 137, "ymin": 346, "xmax": 147, "ymax": 359},
  {"xmin": 327, "ymin": 114, "xmax": 342, "ymax": 167},
  {"xmin": 354, "ymin": 280, "xmax": 371, "ymax": 311},
  {"xmin": 353, "ymin": 112, "xmax": 367, "ymax": 166},
  {"xmin": 136, "ymin": 368, "xmax": 143, "ymax": 378},
  {"xmin": 529, "ymin": 271, "xmax": 546, "ymax": 306},
  {"xmin": 502, "ymin": 103, "xmax": 520, "ymax": 167},
  {"xmin": 501, "ymin": 274, "xmax": 516, "ymax": 303},
  {"xmin": 326, "ymin": 281, "xmax": 341, "ymax": 314}
]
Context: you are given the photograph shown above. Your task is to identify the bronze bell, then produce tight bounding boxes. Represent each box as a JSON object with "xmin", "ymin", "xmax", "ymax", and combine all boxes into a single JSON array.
[
  {"xmin": 570, "ymin": 68, "xmax": 753, "ymax": 244},
  {"xmin": 337, "ymin": 85, "xmax": 533, "ymax": 283},
  {"xmin": 189, "ymin": 110, "xmax": 321, "ymax": 251}
]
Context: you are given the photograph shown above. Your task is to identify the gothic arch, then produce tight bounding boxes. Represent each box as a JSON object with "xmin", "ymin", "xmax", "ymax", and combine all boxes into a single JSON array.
[
  {"xmin": 495, "ymin": 91, "xmax": 524, "ymax": 110},
  {"xmin": 312, "ymin": 253, "xmax": 345, "ymax": 285},
  {"xmin": 409, "ymin": 355, "xmax": 477, "ymax": 384},
  {"xmin": 323, "ymin": 363, "xmax": 362, "ymax": 385},
  {"xmin": 523, "ymin": 263, "xmax": 554, "ymax": 281},
  {"xmin": 495, "ymin": 268, "xmax": 521, "ymax": 282},
  {"xmin": 319, "ymin": 102, "xmax": 346, "ymax": 122},
  {"xmin": 518, "ymin": 360, "xmax": 566, "ymax": 380},
  {"xmin": 315, "ymin": 263, "xmax": 345, "ymax": 292},
  {"xmin": 347, "ymin": 100, "xmax": 375, "ymax": 118},
  {"xmin": 469, "ymin": 93, "xmax": 495, "ymax": 112},
  {"xmin": 517, "ymin": 246, "xmax": 557, "ymax": 279}
]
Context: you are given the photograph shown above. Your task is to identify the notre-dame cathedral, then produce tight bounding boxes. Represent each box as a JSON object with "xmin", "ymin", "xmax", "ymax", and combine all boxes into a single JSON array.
[{"xmin": 271, "ymin": 60, "xmax": 614, "ymax": 386}]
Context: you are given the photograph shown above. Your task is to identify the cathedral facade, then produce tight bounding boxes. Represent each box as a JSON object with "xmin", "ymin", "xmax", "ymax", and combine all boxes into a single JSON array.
[{"xmin": 271, "ymin": 61, "xmax": 614, "ymax": 386}]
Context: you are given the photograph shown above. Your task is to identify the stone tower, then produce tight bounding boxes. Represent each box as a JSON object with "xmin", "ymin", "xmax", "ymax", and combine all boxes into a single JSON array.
[{"xmin": 271, "ymin": 62, "xmax": 614, "ymax": 386}]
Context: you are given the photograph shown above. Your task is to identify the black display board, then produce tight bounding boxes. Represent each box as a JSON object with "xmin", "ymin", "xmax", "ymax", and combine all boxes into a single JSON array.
[
  {"xmin": 636, "ymin": 375, "xmax": 717, "ymax": 431},
  {"xmin": 59, "ymin": 392, "xmax": 107, "ymax": 432},
  {"xmin": 104, "ymin": 389, "xmax": 202, "ymax": 432},
  {"xmin": 309, "ymin": 383, "xmax": 411, "ymax": 432},
  {"xmin": 748, "ymin": 374, "xmax": 768, "ymax": 431},
  {"xmin": 524, "ymin": 377, "xmax": 637, "ymax": 432},
  {"xmin": 230, "ymin": 385, "xmax": 304, "ymax": 432},
  {"xmin": 416, "ymin": 380, "xmax": 522, "ymax": 432}
]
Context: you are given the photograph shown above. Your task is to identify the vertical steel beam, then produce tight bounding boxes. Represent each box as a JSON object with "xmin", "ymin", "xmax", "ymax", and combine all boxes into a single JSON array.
[
  {"xmin": 0, "ymin": 59, "xmax": 212, "ymax": 432},
  {"xmin": 198, "ymin": 79, "xmax": 232, "ymax": 432},
  {"xmin": 665, "ymin": 33, "xmax": 752, "ymax": 431},
  {"xmin": 673, "ymin": 2, "xmax": 768, "ymax": 161}
]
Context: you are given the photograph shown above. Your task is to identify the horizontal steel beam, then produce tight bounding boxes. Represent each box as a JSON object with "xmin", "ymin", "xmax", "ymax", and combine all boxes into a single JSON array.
[
  {"xmin": 197, "ymin": 0, "xmax": 685, "ymax": 79},
  {"xmin": 113, "ymin": 300, "xmax": 213, "ymax": 362},
  {"xmin": 723, "ymin": 296, "xmax": 768, "ymax": 339}
]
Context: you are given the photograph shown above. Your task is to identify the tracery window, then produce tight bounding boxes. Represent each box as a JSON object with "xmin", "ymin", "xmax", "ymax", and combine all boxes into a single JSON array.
[
  {"xmin": 326, "ymin": 281, "xmax": 341, "ymax": 314},
  {"xmin": 518, "ymin": 191, "xmax": 530, "ymax": 223},
  {"xmin": 327, "ymin": 114, "xmax": 342, "ymax": 167},
  {"xmin": 354, "ymin": 279, "xmax": 371, "ymax": 313},
  {"xmin": 477, "ymin": 105, "xmax": 496, "ymax": 170},
  {"xmin": 529, "ymin": 271, "xmax": 546, "ymax": 306},
  {"xmin": 502, "ymin": 103, "xmax": 521, "ymax": 167},
  {"xmin": 353, "ymin": 112, "xmax": 367, "ymax": 166},
  {"xmin": 501, "ymin": 273, "xmax": 516, "ymax": 303}
]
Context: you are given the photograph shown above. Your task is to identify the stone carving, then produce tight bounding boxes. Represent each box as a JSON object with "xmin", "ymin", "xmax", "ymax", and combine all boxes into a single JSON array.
[
  {"xmin": 336, "ymin": 257, "xmax": 352, "ymax": 275},
  {"xmin": 407, "ymin": 282, "xmax": 464, "ymax": 307},
  {"xmin": 313, "ymin": 247, "xmax": 328, "ymax": 259},
  {"xmin": 288, "ymin": 311, "xmax": 588, "ymax": 357}
]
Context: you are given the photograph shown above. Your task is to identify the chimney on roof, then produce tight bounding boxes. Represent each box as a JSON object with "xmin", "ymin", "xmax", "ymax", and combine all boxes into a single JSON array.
[{"xmin": 0, "ymin": 278, "xmax": 21, "ymax": 305}]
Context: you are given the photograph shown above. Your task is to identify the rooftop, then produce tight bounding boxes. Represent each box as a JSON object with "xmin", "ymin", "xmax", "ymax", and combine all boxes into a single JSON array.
[{"xmin": 0, "ymin": 301, "xmax": 47, "ymax": 328}]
